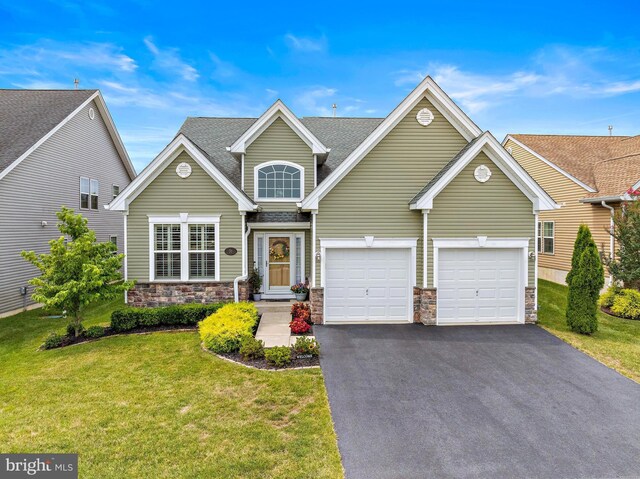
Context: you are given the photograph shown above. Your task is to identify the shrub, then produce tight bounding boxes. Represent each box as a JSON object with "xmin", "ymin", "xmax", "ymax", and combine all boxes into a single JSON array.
[
  {"xmin": 293, "ymin": 336, "xmax": 320, "ymax": 357},
  {"xmin": 198, "ymin": 302, "xmax": 259, "ymax": 353},
  {"xmin": 85, "ymin": 325, "xmax": 107, "ymax": 338},
  {"xmin": 290, "ymin": 318, "xmax": 311, "ymax": 334},
  {"xmin": 111, "ymin": 303, "xmax": 225, "ymax": 332},
  {"xmin": 239, "ymin": 336, "xmax": 265, "ymax": 360},
  {"xmin": 566, "ymin": 240, "xmax": 604, "ymax": 334},
  {"xmin": 295, "ymin": 309, "xmax": 312, "ymax": 324},
  {"xmin": 43, "ymin": 332, "xmax": 64, "ymax": 350},
  {"xmin": 291, "ymin": 302, "xmax": 310, "ymax": 320},
  {"xmin": 599, "ymin": 286, "xmax": 619, "ymax": 309},
  {"xmin": 66, "ymin": 322, "xmax": 85, "ymax": 337},
  {"xmin": 611, "ymin": 289, "xmax": 640, "ymax": 320},
  {"xmin": 265, "ymin": 346, "xmax": 292, "ymax": 367}
]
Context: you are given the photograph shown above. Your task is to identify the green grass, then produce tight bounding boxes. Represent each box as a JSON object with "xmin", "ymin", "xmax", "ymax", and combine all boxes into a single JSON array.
[
  {"xmin": 538, "ymin": 279, "xmax": 640, "ymax": 382},
  {"xmin": 0, "ymin": 300, "xmax": 343, "ymax": 478}
]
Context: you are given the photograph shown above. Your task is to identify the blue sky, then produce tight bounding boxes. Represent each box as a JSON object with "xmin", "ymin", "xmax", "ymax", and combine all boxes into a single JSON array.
[{"xmin": 1, "ymin": 0, "xmax": 639, "ymax": 172}]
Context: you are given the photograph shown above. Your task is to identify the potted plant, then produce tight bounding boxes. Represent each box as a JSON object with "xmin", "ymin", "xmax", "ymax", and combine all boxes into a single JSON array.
[
  {"xmin": 290, "ymin": 282, "xmax": 309, "ymax": 301},
  {"xmin": 248, "ymin": 267, "xmax": 262, "ymax": 301}
]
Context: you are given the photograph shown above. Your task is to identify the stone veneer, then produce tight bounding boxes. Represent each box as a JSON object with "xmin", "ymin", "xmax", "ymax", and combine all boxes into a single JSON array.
[
  {"xmin": 127, "ymin": 281, "xmax": 249, "ymax": 307},
  {"xmin": 310, "ymin": 287, "xmax": 324, "ymax": 324},
  {"xmin": 413, "ymin": 287, "xmax": 437, "ymax": 325},
  {"xmin": 524, "ymin": 287, "xmax": 537, "ymax": 324}
]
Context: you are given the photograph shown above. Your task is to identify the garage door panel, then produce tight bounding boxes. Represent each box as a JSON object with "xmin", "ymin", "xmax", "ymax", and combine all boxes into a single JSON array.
[
  {"xmin": 325, "ymin": 248, "xmax": 411, "ymax": 322},
  {"xmin": 438, "ymin": 248, "xmax": 522, "ymax": 324}
]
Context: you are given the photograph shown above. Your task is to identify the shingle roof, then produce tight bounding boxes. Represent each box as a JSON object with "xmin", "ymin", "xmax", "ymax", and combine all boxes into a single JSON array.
[
  {"xmin": 0, "ymin": 89, "xmax": 97, "ymax": 174},
  {"xmin": 178, "ymin": 116, "xmax": 383, "ymax": 188},
  {"xmin": 409, "ymin": 137, "xmax": 482, "ymax": 205},
  {"xmin": 510, "ymin": 134, "xmax": 640, "ymax": 196}
]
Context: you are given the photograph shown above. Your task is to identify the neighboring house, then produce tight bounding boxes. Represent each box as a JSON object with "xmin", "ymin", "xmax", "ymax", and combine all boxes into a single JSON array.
[
  {"xmin": 503, "ymin": 134, "xmax": 640, "ymax": 286},
  {"xmin": 0, "ymin": 89, "xmax": 135, "ymax": 317},
  {"xmin": 108, "ymin": 77, "xmax": 556, "ymax": 326}
]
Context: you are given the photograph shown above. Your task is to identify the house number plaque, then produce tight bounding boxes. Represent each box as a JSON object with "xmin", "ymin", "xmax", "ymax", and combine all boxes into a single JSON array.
[{"xmin": 225, "ymin": 247, "xmax": 238, "ymax": 256}]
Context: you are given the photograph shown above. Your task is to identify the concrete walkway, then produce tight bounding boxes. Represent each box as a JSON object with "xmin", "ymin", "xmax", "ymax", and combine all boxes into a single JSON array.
[{"xmin": 255, "ymin": 301, "xmax": 313, "ymax": 347}]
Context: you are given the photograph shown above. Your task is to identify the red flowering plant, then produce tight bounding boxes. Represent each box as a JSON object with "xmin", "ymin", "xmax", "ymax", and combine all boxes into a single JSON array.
[
  {"xmin": 289, "ymin": 317, "xmax": 311, "ymax": 334},
  {"xmin": 291, "ymin": 302, "xmax": 310, "ymax": 319}
]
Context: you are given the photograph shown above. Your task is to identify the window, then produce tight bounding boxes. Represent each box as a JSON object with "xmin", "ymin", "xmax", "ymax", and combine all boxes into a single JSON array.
[
  {"xmin": 295, "ymin": 236, "xmax": 302, "ymax": 283},
  {"xmin": 538, "ymin": 221, "xmax": 554, "ymax": 254},
  {"xmin": 90, "ymin": 179, "xmax": 99, "ymax": 210},
  {"xmin": 80, "ymin": 177, "xmax": 90, "ymax": 209},
  {"xmin": 189, "ymin": 224, "xmax": 216, "ymax": 279},
  {"xmin": 80, "ymin": 177, "xmax": 99, "ymax": 210},
  {"xmin": 256, "ymin": 162, "xmax": 302, "ymax": 200},
  {"xmin": 149, "ymin": 215, "xmax": 220, "ymax": 281},
  {"xmin": 154, "ymin": 224, "xmax": 181, "ymax": 279},
  {"xmin": 112, "ymin": 185, "xmax": 120, "ymax": 200},
  {"xmin": 109, "ymin": 235, "xmax": 118, "ymax": 255}
]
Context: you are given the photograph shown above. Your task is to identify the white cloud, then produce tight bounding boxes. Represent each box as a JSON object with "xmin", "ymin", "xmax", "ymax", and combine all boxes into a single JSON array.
[
  {"xmin": 294, "ymin": 86, "xmax": 337, "ymax": 116},
  {"xmin": 144, "ymin": 36, "xmax": 199, "ymax": 82},
  {"xmin": 284, "ymin": 34, "xmax": 327, "ymax": 53},
  {"xmin": 604, "ymin": 80, "xmax": 640, "ymax": 94}
]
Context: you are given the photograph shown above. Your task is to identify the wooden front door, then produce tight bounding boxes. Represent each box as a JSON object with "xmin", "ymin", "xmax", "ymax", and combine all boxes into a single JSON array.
[{"xmin": 266, "ymin": 235, "xmax": 293, "ymax": 293}]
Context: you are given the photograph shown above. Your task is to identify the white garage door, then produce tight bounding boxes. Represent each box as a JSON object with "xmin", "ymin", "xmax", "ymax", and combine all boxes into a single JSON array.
[
  {"xmin": 437, "ymin": 248, "xmax": 522, "ymax": 324},
  {"xmin": 324, "ymin": 248, "xmax": 412, "ymax": 323}
]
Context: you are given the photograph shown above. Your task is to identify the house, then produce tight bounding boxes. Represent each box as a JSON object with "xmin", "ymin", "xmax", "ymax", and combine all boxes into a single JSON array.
[
  {"xmin": 108, "ymin": 77, "xmax": 557, "ymax": 325},
  {"xmin": 503, "ymin": 134, "xmax": 640, "ymax": 286},
  {"xmin": 0, "ymin": 89, "xmax": 135, "ymax": 317}
]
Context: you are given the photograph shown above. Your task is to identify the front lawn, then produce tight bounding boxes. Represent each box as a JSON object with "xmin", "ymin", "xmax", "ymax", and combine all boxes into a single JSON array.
[
  {"xmin": 538, "ymin": 279, "xmax": 640, "ymax": 383},
  {"xmin": 0, "ymin": 300, "xmax": 342, "ymax": 478}
]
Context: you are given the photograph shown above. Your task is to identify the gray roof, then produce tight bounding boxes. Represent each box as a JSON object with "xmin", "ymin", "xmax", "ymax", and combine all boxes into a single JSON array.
[
  {"xmin": 179, "ymin": 116, "xmax": 383, "ymax": 188},
  {"xmin": 409, "ymin": 137, "xmax": 482, "ymax": 205},
  {"xmin": 0, "ymin": 89, "xmax": 96, "ymax": 174}
]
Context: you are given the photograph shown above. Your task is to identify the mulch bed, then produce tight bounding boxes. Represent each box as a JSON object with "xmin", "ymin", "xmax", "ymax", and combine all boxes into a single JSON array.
[
  {"xmin": 600, "ymin": 306, "xmax": 639, "ymax": 320},
  {"xmin": 218, "ymin": 351, "xmax": 320, "ymax": 370}
]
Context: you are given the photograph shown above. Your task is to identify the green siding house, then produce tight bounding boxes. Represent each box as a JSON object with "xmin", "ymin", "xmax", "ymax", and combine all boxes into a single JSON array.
[{"xmin": 108, "ymin": 77, "xmax": 557, "ymax": 325}]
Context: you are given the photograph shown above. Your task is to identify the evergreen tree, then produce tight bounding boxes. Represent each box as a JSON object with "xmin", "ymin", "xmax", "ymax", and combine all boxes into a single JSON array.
[
  {"xmin": 566, "ymin": 224, "xmax": 594, "ymax": 286},
  {"xmin": 22, "ymin": 207, "xmax": 134, "ymax": 336},
  {"xmin": 566, "ymin": 239, "xmax": 604, "ymax": 334},
  {"xmin": 605, "ymin": 199, "xmax": 640, "ymax": 289}
]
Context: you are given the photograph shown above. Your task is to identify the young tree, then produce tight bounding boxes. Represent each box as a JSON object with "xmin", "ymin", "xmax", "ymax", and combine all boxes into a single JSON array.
[
  {"xmin": 22, "ymin": 207, "xmax": 134, "ymax": 336},
  {"xmin": 605, "ymin": 199, "xmax": 640, "ymax": 289},
  {"xmin": 566, "ymin": 224, "xmax": 595, "ymax": 286},
  {"xmin": 566, "ymin": 232, "xmax": 604, "ymax": 334}
]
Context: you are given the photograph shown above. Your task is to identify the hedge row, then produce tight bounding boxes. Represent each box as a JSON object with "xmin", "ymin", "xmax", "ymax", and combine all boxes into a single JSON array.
[{"xmin": 111, "ymin": 302, "xmax": 227, "ymax": 332}]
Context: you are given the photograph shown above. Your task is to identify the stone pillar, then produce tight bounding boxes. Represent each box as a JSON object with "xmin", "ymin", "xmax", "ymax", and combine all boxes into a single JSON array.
[
  {"xmin": 419, "ymin": 288, "xmax": 437, "ymax": 325},
  {"xmin": 525, "ymin": 287, "xmax": 537, "ymax": 324},
  {"xmin": 310, "ymin": 287, "xmax": 324, "ymax": 325}
]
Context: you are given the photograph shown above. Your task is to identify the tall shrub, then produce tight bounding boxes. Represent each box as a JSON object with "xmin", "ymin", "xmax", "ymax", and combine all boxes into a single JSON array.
[
  {"xmin": 566, "ymin": 239, "xmax": 604, "ymax": 334},
  {"xmin": 605, "ymin": 199, "xmax": 640, "ymax": 289},
  {"xmin": 566, "ymin": 224, "xmax": 594, "ymax": 286}
]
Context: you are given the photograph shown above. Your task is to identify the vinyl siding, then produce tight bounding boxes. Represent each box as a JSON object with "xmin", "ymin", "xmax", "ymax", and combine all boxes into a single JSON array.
[
  {"xmin": 244, "ymin": 118, "xmax": 314, "ymax": 212},
  {"xmin": 427, "ymin": 152, "xmax": 535, "ymax": 287},
  {"xmin": 127, "ymin": 151, "xmax": 242, "ymax": 282},
  {"xmin": 0, "ymin": 100, "xmax": 132, "ymax": 316},
  {"xmin": 505, "ymin": 139, "xmax": 612, "ymax": 278},
  {"xmin": 315, "ymin": 98, "xmax": 468, "ymax": 286}
]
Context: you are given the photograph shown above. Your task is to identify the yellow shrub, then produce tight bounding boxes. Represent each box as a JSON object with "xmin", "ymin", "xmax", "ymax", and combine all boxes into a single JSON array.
[{"xmin": 198, "ymin": 302, "xmax": 259, "ymax": 353}]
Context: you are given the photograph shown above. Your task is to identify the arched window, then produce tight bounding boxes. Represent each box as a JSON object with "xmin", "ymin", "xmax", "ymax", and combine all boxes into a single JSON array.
[{"xmin": 255, "ymin": 162, "xmax": 303, "ymax": 200}]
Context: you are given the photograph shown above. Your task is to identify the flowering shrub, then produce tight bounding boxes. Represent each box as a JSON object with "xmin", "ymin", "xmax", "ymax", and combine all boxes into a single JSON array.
[
  {"xmin": 291, "ymin": 302, "xmax": 310, "ymax": 318},
  {"xmin": 290, "ymin": 317, "xmax": 311, "ymax": 334},
  {"xmin": 290, "ymin": 282, "xmax": 309, "ymax": 294},
  {"xmin": 293, "ymin": 336, "xmax": 320, "ymax": 357}
]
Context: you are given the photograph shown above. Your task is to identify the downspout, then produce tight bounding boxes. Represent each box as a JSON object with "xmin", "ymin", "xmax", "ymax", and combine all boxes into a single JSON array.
[
  {"xmin": 123, "ymin": 211, "xmax": 128, "ymax": 304},
  {"xmin": 601, "ymin": 200, "xmax": 615, "ymax": 286},
  {"xmin": 534, "ymin": 212, "xmax": 539, "ymax": 309},
  {"xmin": 310, "ymin": 211, "xmax": 317, "ymax": 288},
  {"xmin": 234, "ymin": 213, "xmax": 251, "ymax": 302}
]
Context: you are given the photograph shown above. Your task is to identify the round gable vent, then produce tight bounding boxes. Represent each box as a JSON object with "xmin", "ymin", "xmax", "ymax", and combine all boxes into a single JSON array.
[
  {"xmin": 416, "ymin": 108, "xmax": 434, "ymax": 126},
  {"xmin": 176, "ymin": 162, "xmax": 192, "ymax": 178},
  {"xmin": 474, "ymin": 165, "xmax": 492, "ymax": 183},
  {"xmin": 88, "ymin": 107, "xmax": 95, "ymax": 120}
]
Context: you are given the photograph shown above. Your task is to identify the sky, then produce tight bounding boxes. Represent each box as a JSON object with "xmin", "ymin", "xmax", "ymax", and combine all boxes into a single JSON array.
[{"xmin": 1, "ymin": 0, "xmax": 639, "ymax": 173}]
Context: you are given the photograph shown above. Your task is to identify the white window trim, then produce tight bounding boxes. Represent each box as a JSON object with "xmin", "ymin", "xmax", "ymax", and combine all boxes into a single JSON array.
[
  {"xmin": 253, "ymin": 160, "xmax": 305, "ymax": 202},
  {"xmin": 253, "ymin": 231, "xmax": 306, "ymax": 297},
  {"xmin": 112, "ymin": 184, "xmax": 120, "ymax": 200},
  {"xmin": 319, "ymin": 237, "xmax": 418, "ymax": 324},
  {"xmin": 90, "ymin": 179, "xmax": 99, "ymax": 210},
  {"xmin": 79, "ymin": 176, "xmax": 90, "ymax": 210},
  {"xmin": 148, "ymin": 214, "xmax": 221, "ymax": 282},
  {"xmin": 431, "ymin": 237, "xmax": 529, "ymax": 325},
  {"xmin": 541, "ymin": 221, "xmax": 555, "ymax": 255}
]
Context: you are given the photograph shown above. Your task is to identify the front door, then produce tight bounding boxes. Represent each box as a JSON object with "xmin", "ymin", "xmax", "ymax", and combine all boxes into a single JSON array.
[{"xmin": 266, "ymin": 235, "xmax": 293, "ymax": 294}]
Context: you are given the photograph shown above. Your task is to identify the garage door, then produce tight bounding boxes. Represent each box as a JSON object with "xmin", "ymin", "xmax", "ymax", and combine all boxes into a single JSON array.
[
  {"xmin": 437, "ymin": 248, "xmax": 522, "ymax": 324},
  {"xmin": 325, "ymin": 248, "xmax": 412, "ymax": 323}
]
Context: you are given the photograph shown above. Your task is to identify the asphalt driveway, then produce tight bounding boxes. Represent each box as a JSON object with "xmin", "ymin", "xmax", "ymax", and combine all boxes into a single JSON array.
[{"xmin": 315, "ymin": 324, "xmax": 640, "ymax": 479}]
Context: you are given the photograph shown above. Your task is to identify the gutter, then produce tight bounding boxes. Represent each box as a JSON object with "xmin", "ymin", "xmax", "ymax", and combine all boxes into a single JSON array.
[
  {"xmin": 601, "ymin": 200, "xmax": 615, "ymax": 286},
  {"xmin": 233, "ymin": 213, "xmax": 251, "ymax": 302}
]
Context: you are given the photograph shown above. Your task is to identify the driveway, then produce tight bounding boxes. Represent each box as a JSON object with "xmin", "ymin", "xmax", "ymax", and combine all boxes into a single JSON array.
[{"xmin": 315, "ymin": 324, "xmax": 640, "ymax": 479}]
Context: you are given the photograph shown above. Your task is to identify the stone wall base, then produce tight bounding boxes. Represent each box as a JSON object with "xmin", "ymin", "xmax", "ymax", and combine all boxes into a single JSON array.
[
  {"xmin": 525, "ymin": 287, "xmax": 537, "ymax": 324},
  {"xmin": 310, "ymin": 287, "xmax": 324, "ymax": 324},
  {"xmin": 127, "ymin": 281, "xmax": 249, "ymax": 307},
  {"xmin": 414, "ymin": 287, "xmax": 437, "ymax": 325}
]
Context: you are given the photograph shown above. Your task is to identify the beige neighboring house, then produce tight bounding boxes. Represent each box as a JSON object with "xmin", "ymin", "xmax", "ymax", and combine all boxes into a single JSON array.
[
  {"xmin": 108, "ymin": 77, "xmax": 558, "ymax": 326},
  {"xmin": 503, "ymin": 134, "xmax": 640, "ymax": 286}
]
